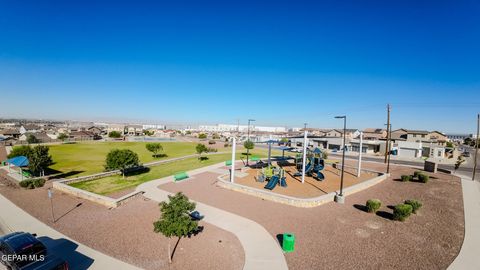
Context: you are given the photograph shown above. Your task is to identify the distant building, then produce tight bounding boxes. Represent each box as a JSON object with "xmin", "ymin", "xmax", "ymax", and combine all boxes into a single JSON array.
[
  {"xmin": 198, "ymin": 124, "xmax": 286, "ymax": 133},
  {"xmin": 362, "ymin": 128, "xmax": 387, "ymax": 140},
  {"xmin": 446, "ymin": 133, "xmax": 473, "ymax": 142}
]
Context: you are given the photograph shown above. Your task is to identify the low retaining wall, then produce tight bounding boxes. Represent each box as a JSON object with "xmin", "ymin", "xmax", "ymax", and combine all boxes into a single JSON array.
[
  {"xmin": 216, "ymin": 164, "xmax": 388, "ymax": 208},
  {"xmin": 52, "ymin": 181, "xmax": 144, "ymax": 208}
]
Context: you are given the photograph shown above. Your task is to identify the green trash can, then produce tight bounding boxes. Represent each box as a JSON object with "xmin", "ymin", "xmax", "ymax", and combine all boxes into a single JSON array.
[{"xmin": 282, "ymin": 233, "xmax": 295, "ymax": 252}]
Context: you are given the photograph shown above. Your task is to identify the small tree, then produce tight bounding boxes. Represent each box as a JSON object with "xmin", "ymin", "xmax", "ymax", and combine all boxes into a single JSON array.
[
  {"xmin": 454, "ymin": 156, "xmax": 465, "ymax": 173},
  {"xmin": 146, "ymin": 143, "xmax": 164, "ymax": 158},
  {"xmin": 57, "ymin": 133, "xmax": 68, "ymax": 142},
  {"xmin": 7, "ymin": 145, "xmax": 33, "ymax": 159},
  {"xmin": 28, "ymin": 145, "xmax": 53, "ymax": 176},
  {"xmin": 104, "ymin": 149, "xmax": 140, "ymax": 178},
  {"xmin": 196, "ymin": 144, "xmax": 208, "ymax": 160},
  {"xmin": 446, "ymin": 141, "xmax": 454, "ymax": 148},
  {"xmin": 244, "ymin": 140, "xmax": 254, "ymax": 165},
  {"xmin": 108, "ymin": 131, "xmax": 122, "ymax": 138},
  {"xmin": 198, "ymin": 133, "xmax": 207, "ymax": 139},
  {"xmin": 212, "ymin": 133, "xmax": 220, "ymax": 139},
  {"xmin": 27, "ymin": 134, "xmax": 39, "ymax": 144},
  {"xmin": 153, "ymin": 192, "xmax": 198, "ymax": 263}
]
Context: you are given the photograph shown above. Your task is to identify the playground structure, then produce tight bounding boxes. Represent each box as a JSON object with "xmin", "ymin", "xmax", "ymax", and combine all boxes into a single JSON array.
[
  {"xmin": 256, "ymin": 166, "xmax": 287, "ymax": 190},
  {"xmin": 293, "ymin": 148, "xmax": 325, "ymax": 181}
]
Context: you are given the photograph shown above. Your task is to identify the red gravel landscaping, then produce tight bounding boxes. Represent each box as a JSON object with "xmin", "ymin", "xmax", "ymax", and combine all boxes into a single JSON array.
[
  {"xmin": 0, "ymin": 173, "xmax": 244, "ymax": 270},
  {"xmin": 161, "ymin": 161, "xmax": 464, "ymax": 270}
]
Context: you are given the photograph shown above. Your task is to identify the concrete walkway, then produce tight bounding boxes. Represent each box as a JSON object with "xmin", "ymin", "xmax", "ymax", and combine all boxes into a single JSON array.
[
  {"xmin": 0, "ymin": 194, "xmax": 141, "ymax": 270},
  {"xmin": 136, "ymin": 163, "xmax": 289, "ymax": 270},
  {"xmin": 448, "ymin": 175, "xmax": 480, "ymax": 270}
]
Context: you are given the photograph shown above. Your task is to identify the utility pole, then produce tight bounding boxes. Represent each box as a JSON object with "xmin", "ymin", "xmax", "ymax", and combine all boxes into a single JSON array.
[
  {"xmin": 384, "ymin": 104, "xmax": 391, "ymax": 163},
  {"xmin": 473, "ymin": 113, "xmax": 479, "ymax": 181}
]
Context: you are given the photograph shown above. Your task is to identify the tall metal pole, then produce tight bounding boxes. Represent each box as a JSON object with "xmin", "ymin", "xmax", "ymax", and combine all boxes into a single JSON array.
[
  {"xmin": 387, "ymin": 124, "xmax": 392, "ymax": 174},
  {"xmin": 357, "ymin": 131, "xmax": 363, "ymax": 177},
  {"xmin": 473, "ymin": 113, "xmax": 479, "ymax": 181},
  {"xmin": 301, "ymin": 124, "xmax": 308, "ymax": 184},
  {"xmin": 384, "ymin": 104, "xmax": 391, "ymax": 163},
  {"xmin": 231, "ymin": 137, "xmax": 236, "ymax": 183},
  {"xmin": 246, "ymin": 119, "xmax": 254, "ymax": 166},
  {"xmin": 340, "ymin": 117, "xmax": 346, "ymax": 196}
]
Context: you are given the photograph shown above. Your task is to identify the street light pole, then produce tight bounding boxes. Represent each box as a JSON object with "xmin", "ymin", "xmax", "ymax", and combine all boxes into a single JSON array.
[
  {"xmin": 473, "ymin": 113, "xmax": 479, "ymax": 181},
  {"xmin": 301, "ymin": 123, "xmax": 308, "ymax": 184},
  {"xmin": 385, "ymin": 123, "xmax": 392, "ymax": 174},
  {"xmin": 334, "ymin": 116, "xmax": 346, "ymax": 204},
  {"xmin": 246, "ymin": 119, "xmax": 255, "ymax": 166}
]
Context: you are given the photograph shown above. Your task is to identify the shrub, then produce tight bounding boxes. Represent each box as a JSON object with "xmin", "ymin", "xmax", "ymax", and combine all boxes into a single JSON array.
[
  {"xmin": 207, "ymin": 147, "xmax": 217, "ymax": 153},
  {"xmin": 401, "ymin": 175, "xmax": 412, "ymax": 182},
  {"xmin": 405, "ymin": 199, "xmax": 422, "ymax": 214},
  {"xmin": 19, "ymin": 180, "xmax": 32, "ymax": 188},
  {"xmin": 32, "ymin": 178, "xmax": 46, "ymax": 188},
  {"xmin": 366, "ymin": 199, "xmax": 382, "ymax": 213},
  {"xmin": 19, "ymin": 179, "xmax": 45, "ymax": 189},
  {"xmin": 393, "ymin": 204, "xmax": 413, "ymax": 221},
  {"xmin": 224, "ymin": 143, "xmax": 230, "ymax": 147},
  {"xmin": 413, "ymin": 171, "xmax": 422, "ymax": 178},
  {"xmin": 418, "ymin": 173, "xmax": 429, "ymax": 183}
]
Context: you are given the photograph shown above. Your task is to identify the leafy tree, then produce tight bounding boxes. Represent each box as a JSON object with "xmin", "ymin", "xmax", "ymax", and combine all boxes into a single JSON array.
[
  {"xmin": 146, "ymin": 143, "xmax": 163, "ymax": 157},
  {"xmin": 7, "ymin": 145, "xmax": 33, "ymax": 159},
  {"xmin": 26, "ymin": 134, "xmax": 39, "ymax": 144},
  {"xmin": 153, "ymin": 192, "xmax": 198, "ymax": 263},
  {"xmin": 108, "ymin": 131, "xmax": 122, "ymax": 138},
  {"xmin": 28, "ymin": 145, "xmax": 53, "ymax": 176},
  {"xmin": 57, "ymin": 133, "xmax": 69, "ymax": 142},
  {"xmin": 244, "ymin": 140, "xmax": 255, "ymax": 165},
  {"xmin": 104, "ymin": 149, "xmax": 140, "ymax": 178},
  {"xmin": 195, "ymin": 144, "xmax": 208, "ymax": 160},
  {"xmin": 454, "ymin": 156, "xmax": 465, "ymax": 172},
  {"xmin": 280, "ymin": 138, "xmax": 289, "ymax": 143},
  {"xmin": 244, "ymin": 140, "xmax": 254, "ymax": 150},
  {"xmin": 212, "ymin": 133, "xmax": 220, "ymax": 139},
  {"xmin": 185, "ymin": 130, "xmax": 191, "ymax": 135},
  {"xmin": 198, "ymin": 133, "xmax": 207, "ymax": 139},
  {"xmin": 445, "ymin": 141, "xmax": 454, "ymax": 148}
]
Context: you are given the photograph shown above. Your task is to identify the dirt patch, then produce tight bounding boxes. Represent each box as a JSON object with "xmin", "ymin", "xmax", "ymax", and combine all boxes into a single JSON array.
[
  {"xmin": 233, "ymin": 163, "xmax": 379, "ymax": 198},
  {"xmin": 160, "ymin": 161, "xmax": 464, "ymax": 270},
  {"xmin": 0, "ymin": 178, "xmax": 244, "ymax": 270}
]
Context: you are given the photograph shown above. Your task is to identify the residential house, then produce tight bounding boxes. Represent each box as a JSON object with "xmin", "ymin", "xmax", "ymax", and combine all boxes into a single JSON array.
[
  {"xmin": 87, "ymin": 126, "xmax": 104, "ymax": 136},
  {"xmin": 362, "ymin": 128, "xmax": 387, "ymax": 140},
  {"xmin": 0, "ymin": 128, "xmax": 21, "ymax": 139},
  {"xmin": 107, "ymin": 124, "xmax": 126, "ymax": 135},
  {"xmin": 126, "ymin": 125, "xmax": 143, "ymax": 136},
  {"xmin": 324, "ymin": 129, "xmax": 342, "ymax": 137},
  {"xmin": 428, "ymin": 131, "xmax": 448, "ymax": 144},
  {"xmin": 19, "ymin": 132, "xmax": 52, "ymax": 143},
  {"xmin": 19, "ymin": 124, "xmax": 40, "ymax": 134},
  {"xmin": 69, "ymin": 131, "xmax": 97, "ymax": 141},
  {"xmin": 390, "ymin": 128, "xmax": 408, "ymax": 141}
]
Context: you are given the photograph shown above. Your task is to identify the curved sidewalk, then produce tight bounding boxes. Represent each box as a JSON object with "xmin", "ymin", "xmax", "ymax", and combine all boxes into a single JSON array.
[
  {"xmin": 448, "ymin": 175, "xmax": 480, "ymax": 270},
  {"xmin": 136, "ymin": 165, "xmax": 289, "ymax": 270},
  {"xmin": 0, "ymin": 194, "xmax": 141, "ymax": 270}
]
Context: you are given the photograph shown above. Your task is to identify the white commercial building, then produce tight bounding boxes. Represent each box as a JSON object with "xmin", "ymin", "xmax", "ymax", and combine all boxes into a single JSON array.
[{"xmin": 198, "ymin": 124, "xmax": 286, "ymax": 133}]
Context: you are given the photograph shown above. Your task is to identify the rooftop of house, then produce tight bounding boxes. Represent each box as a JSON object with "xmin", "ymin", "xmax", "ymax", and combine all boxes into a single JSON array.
[{"xmin": 363, "ymin": 128, "xmax": 386, "ymax": 133}]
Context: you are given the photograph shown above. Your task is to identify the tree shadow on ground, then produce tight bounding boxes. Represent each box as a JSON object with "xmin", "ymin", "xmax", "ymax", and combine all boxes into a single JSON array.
[
  {"xmin": 376, "ymin": 210, "xmax": 394, "ymax": 220},
  {"xmin": 199, "ymin": 156, "xmax": 209, "ymax": 161},
  {"xmin": 124, "ymin": 167, "xmax": 150, "ymax": 177},
  {"xmin": 49, "ymin": 170, "xmax": 85, "ymax": 179},
  {"xmin": 387, "ymin": 205, "xmax": 395, "ymax": 210},
  {"xmin": 353, "ymin": 204, "xmax": 368, "ymax": 212},
  {"xmin": 152, "ymin": 154, "xmax": 168, "ymax": 158}
]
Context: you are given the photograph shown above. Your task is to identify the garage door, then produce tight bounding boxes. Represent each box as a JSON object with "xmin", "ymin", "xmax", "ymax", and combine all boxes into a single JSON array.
[{"xmin": 399, "ymin": 148, "xmax": 417, "ymax": 158}]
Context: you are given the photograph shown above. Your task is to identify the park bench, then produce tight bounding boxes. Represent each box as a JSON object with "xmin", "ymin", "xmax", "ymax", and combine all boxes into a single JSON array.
[{"xmin": 174, "ymin": 171, "xmax": 189, "ymax": 181}]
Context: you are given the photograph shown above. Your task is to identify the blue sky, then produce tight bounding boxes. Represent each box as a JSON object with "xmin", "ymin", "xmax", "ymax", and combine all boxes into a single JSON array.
[{"xmin": 0, "ymin": 0, "xmax": 479, "ymax": 133}]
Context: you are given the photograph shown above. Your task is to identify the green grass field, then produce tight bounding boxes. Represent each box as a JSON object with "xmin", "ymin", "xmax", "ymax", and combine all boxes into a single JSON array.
[
  {"xmin": 48, "ymin": 141, "xmax": 199, "ymax": 177},
  {"xmin": 69, "ymin": 150, "xmax": 274, "ymax": 195}
]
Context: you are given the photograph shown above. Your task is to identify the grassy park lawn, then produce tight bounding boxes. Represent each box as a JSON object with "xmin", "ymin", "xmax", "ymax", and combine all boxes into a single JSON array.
[
  {"xmin": 69, "ymin": 150, "xmax": 275, "ymax": 195},
  {"xmin": 48, "ymin": 141, "xmax": 199, "ymax": 177}
]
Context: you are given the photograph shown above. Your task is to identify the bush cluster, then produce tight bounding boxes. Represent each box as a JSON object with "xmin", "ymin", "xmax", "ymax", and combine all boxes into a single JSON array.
[
  {"xmin": 366, "ymin": 199, "xmax": 382, "ymax": 213},
  {"xmin": 418, "ymin": 173, "xmax": 429, "ymax": 183},
  {"xmin": 401, "ymin": 175, "xmax": 412, "ymax": 182},
  {"xmin": 393, "ymin": 204, "xmax": 413, "ymax": 221},
  {"xmin": 404, "ymin": 199, "xmax": 422, "ymax": 214},
  {"xmin": 19, "ymin": 178, "xmax": 46, "ymax": 189}
]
